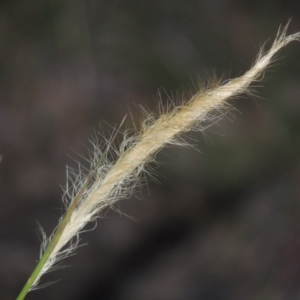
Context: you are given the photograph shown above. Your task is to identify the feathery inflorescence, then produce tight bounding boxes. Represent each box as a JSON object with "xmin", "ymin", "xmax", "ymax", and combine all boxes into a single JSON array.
[{"xmin": 26, "ymin": 24, "xmax": 300, "ymax": 291}]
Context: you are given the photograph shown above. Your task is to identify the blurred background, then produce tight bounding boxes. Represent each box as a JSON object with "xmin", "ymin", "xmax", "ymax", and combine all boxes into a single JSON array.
[{"xmin": 1, "ymin": 0, "xmax": 300, "ymax": 299}]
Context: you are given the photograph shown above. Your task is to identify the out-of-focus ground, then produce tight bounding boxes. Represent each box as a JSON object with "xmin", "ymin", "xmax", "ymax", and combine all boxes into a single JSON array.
[{"xmin": 1, "ymin": 1, "xmax": 300, "ymax": 299}]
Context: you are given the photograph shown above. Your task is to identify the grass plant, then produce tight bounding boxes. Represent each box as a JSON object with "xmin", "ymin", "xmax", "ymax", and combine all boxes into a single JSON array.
[{"xmin": 16, "ymin": 24, "xmax": 300, "ymax": 300}]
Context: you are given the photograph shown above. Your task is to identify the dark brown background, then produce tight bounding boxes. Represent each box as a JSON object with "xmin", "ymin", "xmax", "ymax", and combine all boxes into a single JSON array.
[{"xmin": 1, "ymin": 0, "xmax": 300, "ymax": 299}]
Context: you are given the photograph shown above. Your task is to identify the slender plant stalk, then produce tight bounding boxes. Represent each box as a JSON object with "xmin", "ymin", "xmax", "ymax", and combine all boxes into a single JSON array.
[
  {"xmin": 16, "ymin": 24, "xmax": 300, "ymax": 300},
  {"xmin": 16, "ymin": 120, "xmax": 125, "ymax": 300}
]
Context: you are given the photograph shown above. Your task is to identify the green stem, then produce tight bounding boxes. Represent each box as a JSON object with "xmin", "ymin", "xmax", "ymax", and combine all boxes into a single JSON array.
[
  {"xmin": 16, "ymin": 171, "xmax": 93, "ymax": 300},
  {"xmin": 16, "ymin": 120, "xmax": 125, "ymax": 300}
]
